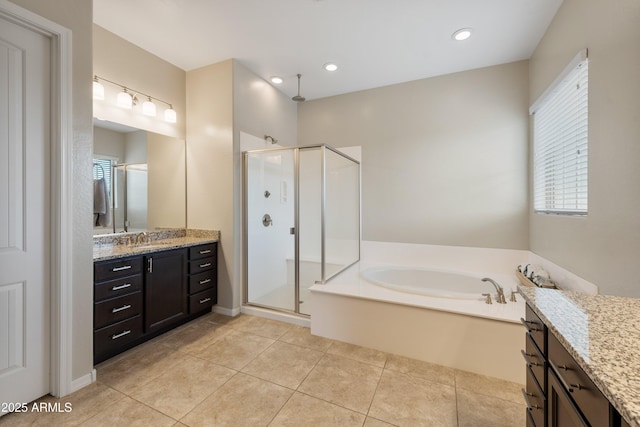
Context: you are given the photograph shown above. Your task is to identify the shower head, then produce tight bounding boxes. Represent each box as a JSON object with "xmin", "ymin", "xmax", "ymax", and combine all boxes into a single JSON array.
[{"xmin": 292, "ymin": 74, "xmax": 306, "ymax": 102}]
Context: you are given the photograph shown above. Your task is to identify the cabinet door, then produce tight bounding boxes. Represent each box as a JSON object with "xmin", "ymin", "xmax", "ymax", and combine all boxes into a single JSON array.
[
  {"xmin": 548, "ymin": 369, "xmax": 588, "ymax": 427},
  {"xmin": 145, "ymin": 249, "xmax": 187, "ymax": 332}
]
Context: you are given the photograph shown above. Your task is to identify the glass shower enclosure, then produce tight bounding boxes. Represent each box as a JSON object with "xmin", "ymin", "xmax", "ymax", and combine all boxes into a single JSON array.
[{"xmin": 243, "ymin": 145, "xmax": 360, "ymax": 316}]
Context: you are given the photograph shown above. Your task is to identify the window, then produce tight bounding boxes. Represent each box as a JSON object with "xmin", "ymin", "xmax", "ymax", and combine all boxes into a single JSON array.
[
  {"xmin": 531, "ymin": 50, "xmax": 588, "ymax": 215},
  {"xmin": 93, "ymin": 155, "xmax": 117, "ymax": 206}
]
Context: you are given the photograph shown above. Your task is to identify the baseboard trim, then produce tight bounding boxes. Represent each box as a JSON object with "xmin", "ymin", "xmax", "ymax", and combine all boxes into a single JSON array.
[
  {"xmin": 70, "ymin": 369, "xmax": 96, "ymax": 393},
  {"xmin": 212, "ymin": 305, "xmax": 241, "ymax": 317}
]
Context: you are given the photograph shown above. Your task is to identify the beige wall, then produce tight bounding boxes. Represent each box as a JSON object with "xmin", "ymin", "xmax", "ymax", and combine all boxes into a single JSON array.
[
  {"xmin": 529, "ymin": 0, "xmax": 640, "ymax": 297},
  {"xmin": 186, "ymin": 60, "xmax": 235, "ymax": 309},
  {"xmin": 9, "ymin": 0, "xmax": 94, "ymax": 383},
  {"xmin": 93, "ymin": 126, "xmax": 125, "ymax": 159},
  {"xmin": 298, "ymin": 60, "xmax": 530, "ymax": 250},
  {"xmin": 93, "ymin": 25, "xmax": 186, "ymax": 139},
  {"xmin": 147, "ymin": 132, "xmax": 186, "ymax": 230}
]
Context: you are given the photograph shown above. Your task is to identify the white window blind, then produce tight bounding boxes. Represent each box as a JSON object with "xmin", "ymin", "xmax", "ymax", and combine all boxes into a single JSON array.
[
  {"xmin": 93, "ymin": 156, "xmax": 115, "ymax": 204},
  {"xmin": 531, "ymin": 50, "xmax": 588, "ymax": 215}
]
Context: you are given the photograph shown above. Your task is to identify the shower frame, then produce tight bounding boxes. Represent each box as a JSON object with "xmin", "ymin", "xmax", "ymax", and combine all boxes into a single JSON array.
[
  {"xmin": 111, "ymin": 161, "xmax": 147, "ymax": 233},
  {"xmin": 242, "ymin": 144, "xmax": 361, "ymax": 316}
]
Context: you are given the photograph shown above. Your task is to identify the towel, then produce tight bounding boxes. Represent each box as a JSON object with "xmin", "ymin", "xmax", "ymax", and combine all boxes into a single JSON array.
[{"xmin": 93, "ymin": 178, "xmax": 111, "ymax": 227}]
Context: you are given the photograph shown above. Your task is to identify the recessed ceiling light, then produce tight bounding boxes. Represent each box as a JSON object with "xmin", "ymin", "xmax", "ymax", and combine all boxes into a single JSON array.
[
  {"xmin": 452, "ymin": 28, "xmax": 472, "ymax": 41},
  {"xmin": 270, "ymin": 76, "xmax": 283, "ymax": 84},
  {"xmin": 323, "ymin": 62, "xmax": 338, "ymax": 72}
]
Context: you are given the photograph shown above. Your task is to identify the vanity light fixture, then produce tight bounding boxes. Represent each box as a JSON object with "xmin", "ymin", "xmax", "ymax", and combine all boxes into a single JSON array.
[
  {"xmin": 164, "ymin": 105, "xmax": 177, "ymax": 123},
  {"xmin": 93, "ymin": 74, "xmax": 177, "ymax": 123},
  {"xmin": 142, "ymin": 96, "xmax": 157, "ymax": 117},
  {"xmin": 452, "ymin": 28, "xmax": 472, "ymax": 41},
  {"xmin": 270, "ymin": 76, "xmax": 284, "ymax": 84},
  {"xmin": 93, "ymin": 75, "xmax": 105, "ymax": 100},
  {"xmin": 116, "ymin": 88, "xmax": 133, "ymax": 109},
  {"xmin": 323, "ymin": 62, "xmax": 338, "ymax": 71}
]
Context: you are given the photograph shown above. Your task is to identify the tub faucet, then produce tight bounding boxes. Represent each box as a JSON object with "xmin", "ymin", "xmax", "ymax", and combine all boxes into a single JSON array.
[{"xmin": 482, "ymin": 278, "xmax": 506, "ymax": 304}]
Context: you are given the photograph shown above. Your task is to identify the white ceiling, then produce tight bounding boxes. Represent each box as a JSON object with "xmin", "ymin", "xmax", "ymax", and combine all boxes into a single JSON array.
[{"xmin": 93, "ymin": 0, "xmax": 562, "ymax": 101}]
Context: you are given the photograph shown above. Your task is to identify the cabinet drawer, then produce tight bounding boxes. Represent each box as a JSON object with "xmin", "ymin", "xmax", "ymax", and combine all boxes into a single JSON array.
[
  {"xmin": 189, "ymin": 256, "xmax": 215, "ymax": 275},
  {"xmin": 548, "ymin": 332, "xmax": 609, "ymax": 427},
  {"xmin": 189, "ymin": 243, "xmax": 217, "ymax": 261},
  {"xmin": 189, "ymin": 270, "xmax": 216, "ymax": 294},
  {"xmin": 94, "ymin": 274, "xmax": 143, "ymax": 302},
  {"xmin": 189, "ymin": 288, "xmax": 216, "ymax": 314},
  {"xmin": 95, "ymin": 257, "xmax": 143, "ymax": 281},
  {"xmin": 523, "ymin": 332, "xmax": 546, "ymax": 393},
  {"xmin": 94, "ymin": 315, "xmax": 143, "ymax": 359},
  {"xmin": 94, "ymin": 292, "xmax": 143, "ymax": 329},
  {"xmin": 522, "ymin": 304, "xmax": 546, "ymax": 356},
  {"xmin": 524, "ymin": 366, "xmax": 546, "ymax": 427}
]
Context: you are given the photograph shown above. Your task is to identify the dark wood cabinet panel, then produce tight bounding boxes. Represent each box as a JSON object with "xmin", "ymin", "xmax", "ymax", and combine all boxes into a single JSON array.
[
  {"xmin": 525, "ymin": 366, "xmax": 547, "ymax": 427},
  {"xmin": 94, "ymin": 315, "xmax": 143, "ymax": 362},
  {"xmin": 548, "ymin": 368, "xmax": 588, "ymax": 427},
  {"xmin": 94, "ymin": 256, "xmax": 143, "ymax": 281},
  {"xmin": 94, "ymin": 274, "xmax": 143, "ymax": 301},
  {"xmin": 189, "ymin": 288, "xmax": 217, "ymax": 314},
  {"xmin": 144, "ymin": 248, "xmax": 188, "ymax": 333},
  {"xmin": 189, "ymin": 243, "xmax": 217, "ymax": 260},
  {"xmin": 524, "ymin": 304, "xmax": 547, "ymax": 355},
  {"xmin": 189, "ymin": 270, "xmax": 216, "ymax": 294},
  {"xmin": 548, "ymin": 332, "xmax": 611, "ymax": 427},
  {"xmin": 189, "ymin": 256, "xmax": 216, "ymax": 275},
  {"xmin": 94, "ymin": 291, "xmax": 143, "ymax": 329}
]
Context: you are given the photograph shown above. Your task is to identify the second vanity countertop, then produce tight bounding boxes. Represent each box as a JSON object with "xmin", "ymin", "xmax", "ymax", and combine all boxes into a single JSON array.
[
  {"xmin": 519, "ymin": 286, "xmax": 640, "ymax": 427},
  {"xmin": 93, "ymin": 229, "xmax": 219, "ymax": 261}
]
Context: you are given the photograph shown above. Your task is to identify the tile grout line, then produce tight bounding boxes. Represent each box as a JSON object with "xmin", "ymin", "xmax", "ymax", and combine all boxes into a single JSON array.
[{"xmin": 363, "ymin": 356, "xmax": 388, "ymax": 420}]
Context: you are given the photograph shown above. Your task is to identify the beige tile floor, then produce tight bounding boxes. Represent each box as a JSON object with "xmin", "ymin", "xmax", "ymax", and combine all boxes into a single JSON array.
[{"xmin": 0, "ymin": 313, "xmax": 526, "ymax": 426}]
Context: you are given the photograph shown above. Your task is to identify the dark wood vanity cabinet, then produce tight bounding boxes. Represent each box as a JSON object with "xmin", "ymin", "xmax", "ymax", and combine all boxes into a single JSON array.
[
  {"xmin": 187, "ymin": 243, "xmax": 218, "ymax": 314},
  {"xmin": 93, "ymin": 256, "xmax": 144, "ymax": 363},
  {"xmin": 144, "ymin": 248, "xmax": 188, "ymax": 333},
  {"xmin": 522, "ymin": 305, "xmax": 548, "ymax": 427},
  {"xmin": 94, "ymin": 242, "xmax": 217, "ymax": 364},
  {"xmin": 522, "ymin": 303, "xmax": 624, "ymax": 427}
]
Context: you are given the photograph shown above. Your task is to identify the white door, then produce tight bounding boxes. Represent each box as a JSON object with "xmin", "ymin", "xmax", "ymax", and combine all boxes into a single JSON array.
[{"xmin": 0, "ymin": 15, "xmax": 51, "ymax": 407}]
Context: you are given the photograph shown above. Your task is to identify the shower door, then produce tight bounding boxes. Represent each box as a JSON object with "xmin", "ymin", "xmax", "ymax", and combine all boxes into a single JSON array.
[{"xmin": 245, "ymin": 149, "xmax": 297, "ymax": 312}]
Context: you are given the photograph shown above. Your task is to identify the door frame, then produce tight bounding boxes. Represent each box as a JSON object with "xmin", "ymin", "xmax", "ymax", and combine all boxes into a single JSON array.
[{"xmin": 0, "ymin": 0, "xmax": 74, "ymax": 397}]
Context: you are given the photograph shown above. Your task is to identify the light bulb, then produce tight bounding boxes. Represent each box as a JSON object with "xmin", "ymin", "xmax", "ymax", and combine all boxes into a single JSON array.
[
  {"xmin": 323, "ymin": 62, "xmax": 338, "ymax": 71},
  {"xmin": 452, "ymin": 28, "xmax": 472, "ymax": 41},
  {"xmin": 117, "ymin": 89, "xmax": 133, "ymax": 109},
  {"xmin": 164, "ymin": 106, "xmax": 177, "ymax": 123},
  {"xmin": 142, "ymin": 97, "xmax": 157, "ymax": 116},
  {"xmin": 270, "ymin": 76, "xmax": 283, "ymax": 84},
  {"xmin": 93, "ymin": 77, "xmax": 104, "ymax": 100}
]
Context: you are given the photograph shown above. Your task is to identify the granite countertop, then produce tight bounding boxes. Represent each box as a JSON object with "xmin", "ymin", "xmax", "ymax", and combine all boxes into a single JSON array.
[
  {"xmin": 93, "ymin": 229, "xmax": 219, "ymax": 261},
  {"xmin": 519, "ymin": 286, "xmax": 640, "ymax": 427}
]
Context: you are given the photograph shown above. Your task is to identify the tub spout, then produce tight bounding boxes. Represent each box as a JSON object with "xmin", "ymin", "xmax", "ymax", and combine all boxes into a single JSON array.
[{"xmin": 482, "ymin": 278, "xmax": 506, "ymax": 304}]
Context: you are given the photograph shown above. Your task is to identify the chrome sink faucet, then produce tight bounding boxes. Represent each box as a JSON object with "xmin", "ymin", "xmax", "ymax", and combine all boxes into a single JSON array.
[
  {"xmin": 135, "ymin": 231, "xmax": 150, "ymax": 245},
  {"xmin": 482, "ymin": 277, "xmax": 507, "ymax": 304}
]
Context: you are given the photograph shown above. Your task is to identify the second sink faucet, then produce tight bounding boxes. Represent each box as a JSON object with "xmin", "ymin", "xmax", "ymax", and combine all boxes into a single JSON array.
[
  {"xmin": 482, "ymin": 277, "xmax": 507, "ymax": 304},
  {"xmin": 135, "ymin": 231, "xmax": 150, "ymax": 245}
]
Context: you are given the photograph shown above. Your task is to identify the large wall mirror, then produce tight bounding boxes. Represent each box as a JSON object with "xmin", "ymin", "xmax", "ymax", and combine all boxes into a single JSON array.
[{"xmin": 93, "ymin": 119, "xmax": 186, "ymax": 235}]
